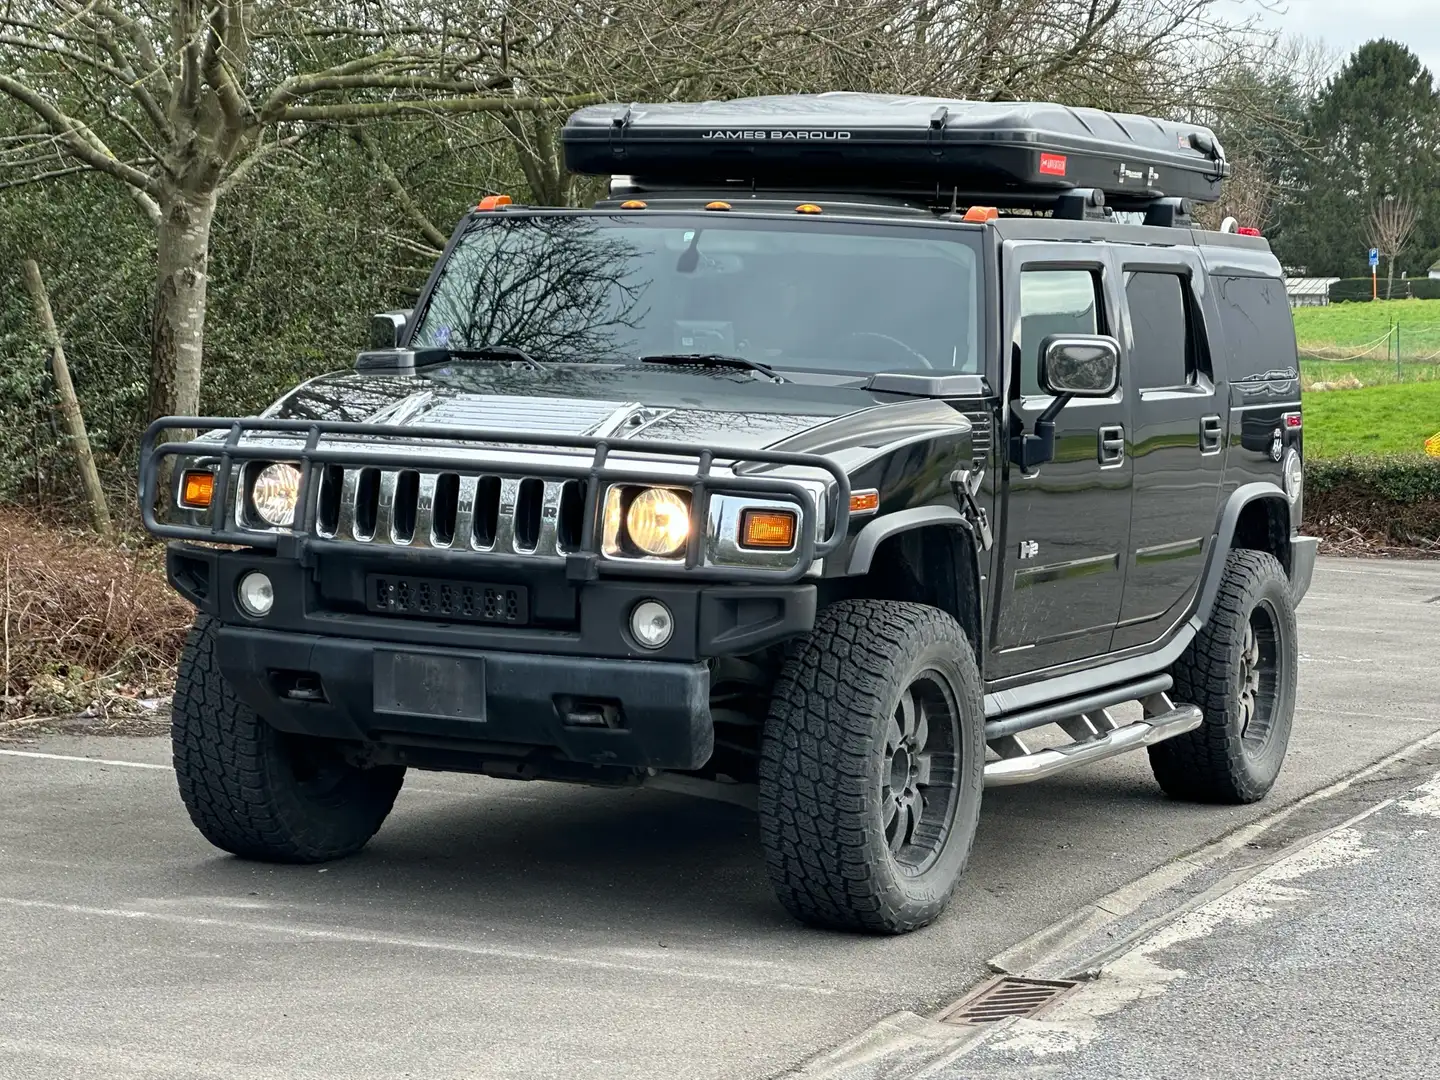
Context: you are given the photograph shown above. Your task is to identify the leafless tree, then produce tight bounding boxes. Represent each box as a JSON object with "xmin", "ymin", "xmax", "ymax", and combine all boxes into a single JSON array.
[
  {"xmin": 0, "ymin": 0, "xmax": 1266, "ymax": 431},
  {"xmin": 1368, "ymin": 195, "xmax": 1420, "ymax": 299}
]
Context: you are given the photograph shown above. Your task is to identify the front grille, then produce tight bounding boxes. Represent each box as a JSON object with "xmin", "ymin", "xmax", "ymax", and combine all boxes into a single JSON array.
[
  {"xmin": 318, "ymin": 467, "xmax": 588, "ymax": 558},
  {"xmin": 367, "ymin": 574, "xmax": 529, "ymax": 624}
]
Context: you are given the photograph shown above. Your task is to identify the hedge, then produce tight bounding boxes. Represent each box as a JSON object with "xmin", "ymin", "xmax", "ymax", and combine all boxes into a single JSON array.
[
  {"xmin": 1327, "ymin": 277, "xmax": 1440, "ymax": 303},
  {"xmin": 1306, "ymin": 455, "xmax": 1440, "ymax": 549}
]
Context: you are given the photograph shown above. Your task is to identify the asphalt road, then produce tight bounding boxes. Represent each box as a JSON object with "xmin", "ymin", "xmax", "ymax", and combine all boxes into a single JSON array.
[
  {"xmin": 941, "ymin": 768, "xmax": 1440, "ymax": 1080},
  {"xmin": 1, "ymin": 557, "xmax": 1437, "ymax": 1080}
]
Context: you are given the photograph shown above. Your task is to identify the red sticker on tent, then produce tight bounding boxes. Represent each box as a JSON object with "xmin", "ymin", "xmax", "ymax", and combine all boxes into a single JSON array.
[{"xmin": 1039, "ymin": 153, "xmax": 1067, "ymax": 176}]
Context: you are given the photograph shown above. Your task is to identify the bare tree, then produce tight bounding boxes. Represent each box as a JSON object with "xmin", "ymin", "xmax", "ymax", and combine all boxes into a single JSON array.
[
  {"xmin": 0, "ymin": 0, "xmax": 1265, "ymax": 432},
  {"xmin": 1369, "ymin": 195, "xmax": 1420, "ymax": 299}
]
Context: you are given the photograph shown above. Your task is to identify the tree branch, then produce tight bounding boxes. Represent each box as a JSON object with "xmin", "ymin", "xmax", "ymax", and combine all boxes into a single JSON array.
[
  {"xmin": 273, "ymin": 90, "xmax": 607, "ymax": 124},
  {"xmin": 352, "ymin": 126, "xmax": 449, "ymax": 249},
  {"xmin": 0, "ymin": 71, "xmax": 164, "ymax": 203}
]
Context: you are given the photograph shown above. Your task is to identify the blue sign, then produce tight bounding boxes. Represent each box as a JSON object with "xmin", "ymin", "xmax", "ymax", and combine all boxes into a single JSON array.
[{"xmin": 1370, "ymin": 247, "xmax": 1380, "ymax": 268}]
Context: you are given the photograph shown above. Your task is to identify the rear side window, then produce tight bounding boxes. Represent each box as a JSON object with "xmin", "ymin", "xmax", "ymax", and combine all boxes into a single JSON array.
[
  {"xmin": 1211, "ymin": 276, "xmax": 1296, "ymax": 377},
  {"xmin": 1126, "ymin": 272, "xmax": 1191, "ymax": 389},
  {"xmin": 1018, "ymin": 269, "xmax": 1103, "ymax": 397}
]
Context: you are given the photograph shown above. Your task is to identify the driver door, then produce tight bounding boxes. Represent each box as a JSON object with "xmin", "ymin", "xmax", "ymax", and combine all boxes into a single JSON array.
[{"xmin": 990, "ymin": 243, "xmax": 1133, "ymax": 680}]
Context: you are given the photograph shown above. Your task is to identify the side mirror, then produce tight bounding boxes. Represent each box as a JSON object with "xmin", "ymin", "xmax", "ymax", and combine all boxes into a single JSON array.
[
  {"xmin": 369, "ymin": 309, "xmax": 412, "ymax": 350},
  {"xmin": 1039, "ymin": 335, "xmax": 1120, "ymax": 397},
  {"xmin": 1011, "ymin": 334, "xmax": 1121, "ymax": 472}
]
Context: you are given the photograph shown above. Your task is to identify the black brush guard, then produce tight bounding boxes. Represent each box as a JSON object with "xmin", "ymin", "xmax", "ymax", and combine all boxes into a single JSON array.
[{"xmin": 139, "ymin": 417, "xmax": 851, "ymax": 585}]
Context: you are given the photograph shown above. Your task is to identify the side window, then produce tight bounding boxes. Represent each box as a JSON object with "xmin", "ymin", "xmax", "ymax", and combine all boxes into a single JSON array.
[
  {"xmin": 1212, "ymin": 276, "xmax": 1297, "ymax": 377},
  {"xmin": 1017, "ymin": 269, "xmax": 1103, "ymax": 397},
  {"xmin": 1125, "ymin": 271, "xmax": 1194, "ymax": 390}
]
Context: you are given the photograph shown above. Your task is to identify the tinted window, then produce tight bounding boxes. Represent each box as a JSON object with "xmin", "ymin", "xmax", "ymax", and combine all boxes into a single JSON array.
[
  {"xmin": 411, "ymin": 215, "xmax": 984, "ymax": 374},
  {"xmin": 1211, "ymin": 276, "xmax": 1296, "ymax": 377},
  {"xmin": 1018, "ymin": 270, "xmax": 1101, "ymax": 396},
  {"xmin": 1126, "ymin": 272, "xmax": 1190, "ymax": 389}
]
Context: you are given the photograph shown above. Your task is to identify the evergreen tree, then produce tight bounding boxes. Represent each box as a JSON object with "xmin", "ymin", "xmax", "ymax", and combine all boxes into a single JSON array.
[{"xmin": 1274, "ymin": 40, "xmax": 1440, "ymax": 279}]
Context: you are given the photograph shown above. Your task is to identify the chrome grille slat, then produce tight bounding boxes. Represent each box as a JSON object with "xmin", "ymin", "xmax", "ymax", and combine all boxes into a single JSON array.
[
  {"xmin": 489, "ymin": 478, "xmax": 521, "ymax": 554},
  {"xmin": 413, "ymin": 472, "xmax": 439, "ymax": 549},
  {"xmin": 453, "ymin": 475, "xmax": 479, "ymax": 551},
  {"xmin": 376, "ymin": 470, "xmax": 400, "ymax": 544},
  {"xmin": 534, "ymin": 480, "xmax": 566, "ymax": 556}
]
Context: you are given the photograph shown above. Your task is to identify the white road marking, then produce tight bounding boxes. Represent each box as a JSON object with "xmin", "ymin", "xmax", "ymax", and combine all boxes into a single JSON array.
[
  {"xmin": 0, "ymin": 749, "xmax": 171, "ymax": 770},
  {"xmin": 986, "ymin": 805, "xmax": 1394, "ymax": 1059},
  {"xmin": 0, "ymin": 895, "xmax": 838, "ymax": 996}
]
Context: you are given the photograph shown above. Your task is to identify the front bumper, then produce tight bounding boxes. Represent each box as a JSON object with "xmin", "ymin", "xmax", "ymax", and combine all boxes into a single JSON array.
[
  {"xmin": 1290, "ymin": 535, "xmax": 1319, "ymax": 605},
  {"xmin": 166, "ymin": 542, "xmax": 816, "ymax": 662},
  {"xmin": 216, "ymin": 625, "xmax": 714, "ymax": 770}
]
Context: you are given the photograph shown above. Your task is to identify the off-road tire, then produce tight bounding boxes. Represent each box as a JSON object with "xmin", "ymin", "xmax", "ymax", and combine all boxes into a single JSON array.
[
  {"xmin": 172, "ymin": 615, "xmax": 405, "ymax": 862},
  {"xmin": 758, "ymin": 600, "xmax": 985, "ymax": 934},
  {"xmin": 1149, "ymin": 550, "xmax": 1297, "ymax": 804}
]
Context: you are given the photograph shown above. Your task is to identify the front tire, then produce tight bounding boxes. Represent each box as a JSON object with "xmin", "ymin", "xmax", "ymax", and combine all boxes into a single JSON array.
[
  {"xmin": 759, "ymin": 600, "xmax": 985, "ymax": 934},
  {"xmin": 1149, "ymin": 550, "xmax": 1298, "ymax": 804},
  {"xmin": 171, "ymin": 616, "xmax": 405, "ymax": 862}
]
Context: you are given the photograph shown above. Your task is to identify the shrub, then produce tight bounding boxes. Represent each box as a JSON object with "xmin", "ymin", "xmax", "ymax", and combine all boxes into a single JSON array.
[
  {"xmin": 1306, "ymin": 455, "xmax": 1440, "ymax": 550},
  {"xmin": 0, "ymin": 510, "xmax": 192, "ymax": 726}
]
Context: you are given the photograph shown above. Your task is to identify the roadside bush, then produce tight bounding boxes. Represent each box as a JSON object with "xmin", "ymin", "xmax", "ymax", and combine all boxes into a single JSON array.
[
  {"xmin": 0, "ymin": 510, "xmax": 192, "ymax": 728},
  {"xmin": 1306, "ymin": 455, "xmax": 1440, "ymax": 551},
  {"xmin": 1328, "ymin": 278, "xmax": 1440, "ymax": 303}
]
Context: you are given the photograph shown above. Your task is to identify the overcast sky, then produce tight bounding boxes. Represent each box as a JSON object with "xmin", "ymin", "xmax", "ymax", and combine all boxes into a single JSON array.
[{"xmin": 1242, "ymin": 0, "xmax": 1440, "ymax": 78}]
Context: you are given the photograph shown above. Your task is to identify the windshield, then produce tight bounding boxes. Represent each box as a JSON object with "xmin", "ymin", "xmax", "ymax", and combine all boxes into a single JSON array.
[{"xmin": 410, "ymin": 214, "xmax": 984, "ymax": 375}]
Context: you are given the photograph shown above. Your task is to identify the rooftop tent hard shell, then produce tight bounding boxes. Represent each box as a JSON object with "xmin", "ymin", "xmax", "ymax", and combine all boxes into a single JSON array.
[{"xmin": 562, "ymin": 93, "xmax": 1229, "ymax": 207}]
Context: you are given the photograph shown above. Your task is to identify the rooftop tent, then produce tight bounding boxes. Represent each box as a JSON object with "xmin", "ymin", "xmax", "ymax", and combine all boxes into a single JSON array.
[{"xmin": 562, "ymin": 93, "xmax": 1229, "ymax": 208}]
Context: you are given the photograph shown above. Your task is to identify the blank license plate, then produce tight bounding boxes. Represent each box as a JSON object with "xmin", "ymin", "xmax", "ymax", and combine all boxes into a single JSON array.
[{"xmin": 373, "ymin": 649, "xmax": 486, "ymax": 722}]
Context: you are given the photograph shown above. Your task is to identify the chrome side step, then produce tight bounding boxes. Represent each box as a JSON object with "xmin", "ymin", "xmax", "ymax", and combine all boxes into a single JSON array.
[{"xmin": 984, "ymin": 693, "xmax": 1203, "ymax": 788}]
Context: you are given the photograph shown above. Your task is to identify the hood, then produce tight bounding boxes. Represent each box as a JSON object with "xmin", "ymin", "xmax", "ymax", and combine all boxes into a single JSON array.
[{"xmin": 262, "ymin": 363, "xmax": 973, "ymax": 463}]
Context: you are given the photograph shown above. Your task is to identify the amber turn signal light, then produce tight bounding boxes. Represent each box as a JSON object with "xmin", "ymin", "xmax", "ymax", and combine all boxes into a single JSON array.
[
  {"xmin": 180, "ymin": 470, "xmax": 215, "ymax": 509},
  {"xmin": 850, "ymin": 490, "xmax": 880, "ymax": 514},
  {"xmin": 740, "ymin": 509, "xmax": 797, "ymax": 549}
]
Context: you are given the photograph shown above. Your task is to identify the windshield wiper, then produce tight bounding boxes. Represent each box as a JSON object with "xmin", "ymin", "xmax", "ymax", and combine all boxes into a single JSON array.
[
  {"xmin": 414, "ymin": 345, "xmax": 544, "ymax": 371},
  {"xmin": 639, "ymin": 353, "xmax": 784, "ymax": 382}
]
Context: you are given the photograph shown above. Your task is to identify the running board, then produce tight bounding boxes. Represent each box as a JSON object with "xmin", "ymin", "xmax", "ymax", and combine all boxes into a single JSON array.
[{"xmin": 984, "ymin": 695, "xmax": 1203, "ymax": 788}]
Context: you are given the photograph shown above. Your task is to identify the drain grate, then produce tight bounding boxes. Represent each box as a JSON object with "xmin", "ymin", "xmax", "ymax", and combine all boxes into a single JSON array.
[{"xmin": 937, "ymin": 975, "xmax": 1079, "ymax": 1025}]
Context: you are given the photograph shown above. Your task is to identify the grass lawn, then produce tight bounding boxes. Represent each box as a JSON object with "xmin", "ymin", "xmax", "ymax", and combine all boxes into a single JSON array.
[
  {"xmin": 1293, "ymin": 299, "xmax": 1440, "ymax": 360},
  {"xmin": 1300, "ymin": 358, "xmax": 1440, "ymax": 387},
  {"xmin": 1301, "ymin": 381, "xmax": 1440, "ymax": 459}
]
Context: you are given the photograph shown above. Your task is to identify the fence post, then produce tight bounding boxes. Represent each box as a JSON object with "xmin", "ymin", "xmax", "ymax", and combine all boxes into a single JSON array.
[
  {"xmin": 20, "ymin": 259, "xmax": 113, "ymax": 539},
  {"xmin": 1397, "ymin": 322, "xmax": 1403, "ymax": 381}
]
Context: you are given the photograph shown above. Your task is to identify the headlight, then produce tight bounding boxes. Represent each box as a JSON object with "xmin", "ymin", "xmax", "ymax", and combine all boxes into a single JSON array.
[
  {"xmin": 602, "ymin": 486, "xmax": 691, "ymax": 558},
  {"xmin": 251, "ymin": 463, "xmax": 302, "ymax": 527},
  {"xmin": 625, "ymin": 487, "xmax": 691, "ymax": 556}
]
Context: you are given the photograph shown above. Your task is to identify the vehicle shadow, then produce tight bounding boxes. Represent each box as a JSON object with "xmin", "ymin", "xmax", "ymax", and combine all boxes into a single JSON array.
[{"xmin": 166, "ymin": 763, "xmax": 1208, "ymax": 942}]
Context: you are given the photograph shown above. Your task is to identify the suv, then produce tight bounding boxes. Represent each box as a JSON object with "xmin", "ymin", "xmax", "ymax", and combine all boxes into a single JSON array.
[{"xmin": 142, "ymin": 94, "xmax": 1317, "ymax": 935}]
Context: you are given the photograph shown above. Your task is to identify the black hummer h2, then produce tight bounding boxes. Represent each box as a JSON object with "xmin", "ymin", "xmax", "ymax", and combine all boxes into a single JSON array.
[{"xmin": 142, "ymin": 94, "xmax": 1317, "ymax": 934}]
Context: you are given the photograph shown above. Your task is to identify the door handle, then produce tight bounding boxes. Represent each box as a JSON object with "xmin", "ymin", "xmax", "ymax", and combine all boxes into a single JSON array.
[
  {"xmin": 1200, "ymin": 414, "xmax": 1223, "ymax": 454},
  {"xmin": 1098, "ymin": 425, "xmax": 1126, "ymax": 466}
]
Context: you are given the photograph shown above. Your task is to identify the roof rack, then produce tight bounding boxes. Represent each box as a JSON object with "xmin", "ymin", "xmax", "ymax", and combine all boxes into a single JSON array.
[
  {"xmin": 598, "ymin": 177, "xmax": 1196, "ymax": 227},
  {"xmin": 565, "ymin": 93, "xmax": 1227, "ymax": 215}
]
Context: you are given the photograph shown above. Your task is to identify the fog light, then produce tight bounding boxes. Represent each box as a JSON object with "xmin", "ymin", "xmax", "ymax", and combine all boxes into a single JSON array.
[
  {"xmin": 630, "ymin": 599, "xmax": 674, "ymax": 649},
  {"xmin": 237, "ymin": 571, "xmax": 274, "ymax": 618}
]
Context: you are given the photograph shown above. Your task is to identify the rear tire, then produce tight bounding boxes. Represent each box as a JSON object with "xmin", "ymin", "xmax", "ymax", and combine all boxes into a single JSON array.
[
  {"xmin": 1149, "ymin": 550, "xmax": 1297, "ymax": 804},
  {"xmin": 171, "ymin": 616, "xmax": 405, "ymax": 862},
  {"xmin": 759, "ymin": 600, "xmax": 985, "ymax": 934}
]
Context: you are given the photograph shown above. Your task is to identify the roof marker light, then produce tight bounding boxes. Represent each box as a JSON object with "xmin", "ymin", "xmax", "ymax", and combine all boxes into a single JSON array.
[
  {"xmin": 962, "ymin": 206, "xmax": 999, "ymax": 223},
  {"xmin": 795, "ymin": 203, "xmax": 823, "ymax": 214},
  {"xmin": 476, "ymin": 194, "xmax": 512, "ymax": 211},
  {"xmin": 620, "ymin": 199, "xmax": 648, "ymax": 209},
  {"xmin": 1237, "ymin": 226, "xmax": 1262, "ymax": 236},
  {"xmin": 704, "ymin": 201, "xmax": 732, "ymax": 211}
]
